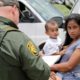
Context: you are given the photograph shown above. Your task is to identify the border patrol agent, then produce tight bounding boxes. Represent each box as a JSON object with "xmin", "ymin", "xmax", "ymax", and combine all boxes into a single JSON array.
[{"xmin": 0, "ymin": 0, "xmax": 50, "ymax": 80}]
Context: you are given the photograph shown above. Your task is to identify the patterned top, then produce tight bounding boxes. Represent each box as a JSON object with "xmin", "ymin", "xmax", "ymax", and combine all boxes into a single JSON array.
[{"xmin": 57, "ymin": 39, "xmax": 80, "ymax": 80}]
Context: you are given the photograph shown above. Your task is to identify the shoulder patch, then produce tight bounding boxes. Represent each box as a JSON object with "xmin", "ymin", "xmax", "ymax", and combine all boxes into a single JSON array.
[{"xmin": 27, "ymin": 41, "xmax": 38, "ymax": 56}]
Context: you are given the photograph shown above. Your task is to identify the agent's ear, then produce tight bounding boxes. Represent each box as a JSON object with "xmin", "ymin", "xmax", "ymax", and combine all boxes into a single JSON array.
[
  {"xmin": 11, "ymin": 5, "xmax": 18, "ymax": 16},
  {"xmin": 8, "ymin": 5, "xmax": 19, "ymax": 24}
]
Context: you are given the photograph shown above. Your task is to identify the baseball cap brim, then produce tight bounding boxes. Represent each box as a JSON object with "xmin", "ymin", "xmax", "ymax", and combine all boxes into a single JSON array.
[{"xmin": 0, "ymin": 0, "xmax": 19, "ymax": 8}]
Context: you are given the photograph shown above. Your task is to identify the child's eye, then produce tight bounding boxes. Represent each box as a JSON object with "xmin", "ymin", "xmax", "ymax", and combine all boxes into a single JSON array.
[{"xmin": 51, "ymin": 30, "xmax": 54, "ymax": 32}]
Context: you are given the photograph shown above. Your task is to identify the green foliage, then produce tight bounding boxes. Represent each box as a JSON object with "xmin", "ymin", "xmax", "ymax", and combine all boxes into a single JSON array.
[{"xmin": 52, "ymin": 4, "xmax": 71, "ymax": 16}]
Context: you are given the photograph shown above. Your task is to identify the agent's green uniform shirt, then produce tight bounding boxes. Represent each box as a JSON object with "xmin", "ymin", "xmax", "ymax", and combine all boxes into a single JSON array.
[{"xmin": 0, "ymin": 16, "xmax": 50, "ymax": 80}]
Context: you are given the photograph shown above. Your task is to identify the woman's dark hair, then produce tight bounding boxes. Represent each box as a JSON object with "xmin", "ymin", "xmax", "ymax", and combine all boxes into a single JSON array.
[{"xmin": 64, "ymin": 13, "xmax": 80, "ymax": 46}]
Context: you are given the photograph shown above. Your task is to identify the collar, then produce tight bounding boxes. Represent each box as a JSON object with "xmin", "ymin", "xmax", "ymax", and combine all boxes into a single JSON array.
[
  {"xmin": 0, "ymin": 16, "xmax": 18, "ymax": 29},
  {"xmin": 49, "ymin": 37, "xmax": 57, "ymax": 40},
  {"xmin": 49, "ymin": 38, "xmax": 57, "ymax": 42}
]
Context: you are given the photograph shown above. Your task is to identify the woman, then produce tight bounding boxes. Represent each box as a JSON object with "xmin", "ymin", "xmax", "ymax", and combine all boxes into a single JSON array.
[{"xmin": 50, "ymin": 13, "xmax": 80, "ymax": 80}]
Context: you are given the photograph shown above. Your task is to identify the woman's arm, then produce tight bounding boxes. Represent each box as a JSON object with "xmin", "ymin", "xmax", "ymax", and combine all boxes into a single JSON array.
[{"xmin": 50, "ymin": 48, "xmax": 80, "ymax": 72}]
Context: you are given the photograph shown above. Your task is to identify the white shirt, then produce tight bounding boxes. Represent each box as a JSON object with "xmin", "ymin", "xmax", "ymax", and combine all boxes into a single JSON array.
[{"xmin": 43, "ymin": 37, "xmax": 62, "ymax": 55}]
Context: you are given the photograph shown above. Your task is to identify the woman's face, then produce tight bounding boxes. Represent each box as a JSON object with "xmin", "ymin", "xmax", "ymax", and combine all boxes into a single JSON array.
[{"xmin": 67, "ymin": 20, "xmax": 80, "ymax": 40}]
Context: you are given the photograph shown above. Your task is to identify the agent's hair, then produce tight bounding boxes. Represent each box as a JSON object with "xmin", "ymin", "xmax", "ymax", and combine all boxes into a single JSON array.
[
  {"xmin": 45, "ymin": 18, "xmax": 58, "ymax": 32},
  {"xmin": 64, "ymin": 13, "xmax": 80, "ymax": 46}
]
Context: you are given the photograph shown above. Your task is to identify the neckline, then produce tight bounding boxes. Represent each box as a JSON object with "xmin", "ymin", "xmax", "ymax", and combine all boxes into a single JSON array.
[{"xmin": 0, "ymin": 16, "xmax": 18, "ymax": 29}]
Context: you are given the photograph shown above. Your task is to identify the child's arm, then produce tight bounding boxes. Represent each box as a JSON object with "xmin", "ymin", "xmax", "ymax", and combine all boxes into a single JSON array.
[{"xmin": 52, "ymin": 46, "xmax": 68, "ymax": 56}]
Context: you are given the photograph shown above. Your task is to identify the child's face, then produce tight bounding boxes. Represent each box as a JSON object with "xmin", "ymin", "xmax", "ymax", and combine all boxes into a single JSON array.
[
  {"xmin": 67, "ymin": 20, "xmax": 80, "ymax": 40},
  {"xmin": 46, "ymin": 23, "xmax": 59, "ymax": 39}
]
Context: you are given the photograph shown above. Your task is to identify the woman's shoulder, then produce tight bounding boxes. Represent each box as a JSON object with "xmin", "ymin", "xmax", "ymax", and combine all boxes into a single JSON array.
[
  {"xmin": 69, "ymin": 39, "xmax": 80, "ymax": 49},
  {"xmin": 75, "ymin": 39, "xmax": 80, "ymax": 48},
  {"xmin": 77, "ymin": 38, "xmax": 80, "ymax": 43},
  {"xmin": 74, "ymin": 39, "xmax": 80, "ymax": 46}
]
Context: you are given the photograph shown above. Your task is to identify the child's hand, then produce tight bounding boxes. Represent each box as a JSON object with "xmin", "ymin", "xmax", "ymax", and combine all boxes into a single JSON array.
[
  {"xmin": 39, "ymin": 51, "xmax": 44, "ymax": 57},
  {"xmin": 59, "ymin": 49, "xmax": 66, "ymax": 55},
  {"xmin": 60, "ymin": 45, "xmax": 68, "ymax": 55},
  {"xmin": 63, "ymin": 46, "xmax": 68, "ymax": 49}
]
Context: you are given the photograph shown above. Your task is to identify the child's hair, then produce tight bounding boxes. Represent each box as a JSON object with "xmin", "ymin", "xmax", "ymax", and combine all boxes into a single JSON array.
[
  {"xmin": 64, "ymin": 13, "xmax": 80, "ymax": 46},
  {"xmin": 45, "ymin": 18, "xmax": 58, "ymax": 32},
  {"xmin": 45, "ymin": 17, "xmax": 63, "ymax": 31}
]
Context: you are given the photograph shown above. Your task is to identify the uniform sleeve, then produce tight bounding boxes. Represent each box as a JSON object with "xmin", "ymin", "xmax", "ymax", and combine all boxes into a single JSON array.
[{"xmin": 19, "ymin": 37, "xmax": 50, "ymax": 80}]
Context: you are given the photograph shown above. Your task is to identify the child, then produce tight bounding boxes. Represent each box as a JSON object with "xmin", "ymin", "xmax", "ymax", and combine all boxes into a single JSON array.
[{"xmin": 39, "ymin": 18, "xmax": 64, "ymax": 56}]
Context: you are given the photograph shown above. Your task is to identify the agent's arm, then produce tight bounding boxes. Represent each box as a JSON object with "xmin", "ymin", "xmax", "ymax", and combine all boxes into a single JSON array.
[{"xmin": 19, "ymin": 36, "xmax": 50, "ymax": 80}]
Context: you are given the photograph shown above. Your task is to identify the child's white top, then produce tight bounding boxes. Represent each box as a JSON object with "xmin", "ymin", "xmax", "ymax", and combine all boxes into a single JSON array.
[{"xmin": 43, "ymin": 37, "xmax": 62, "ymax": 55}]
